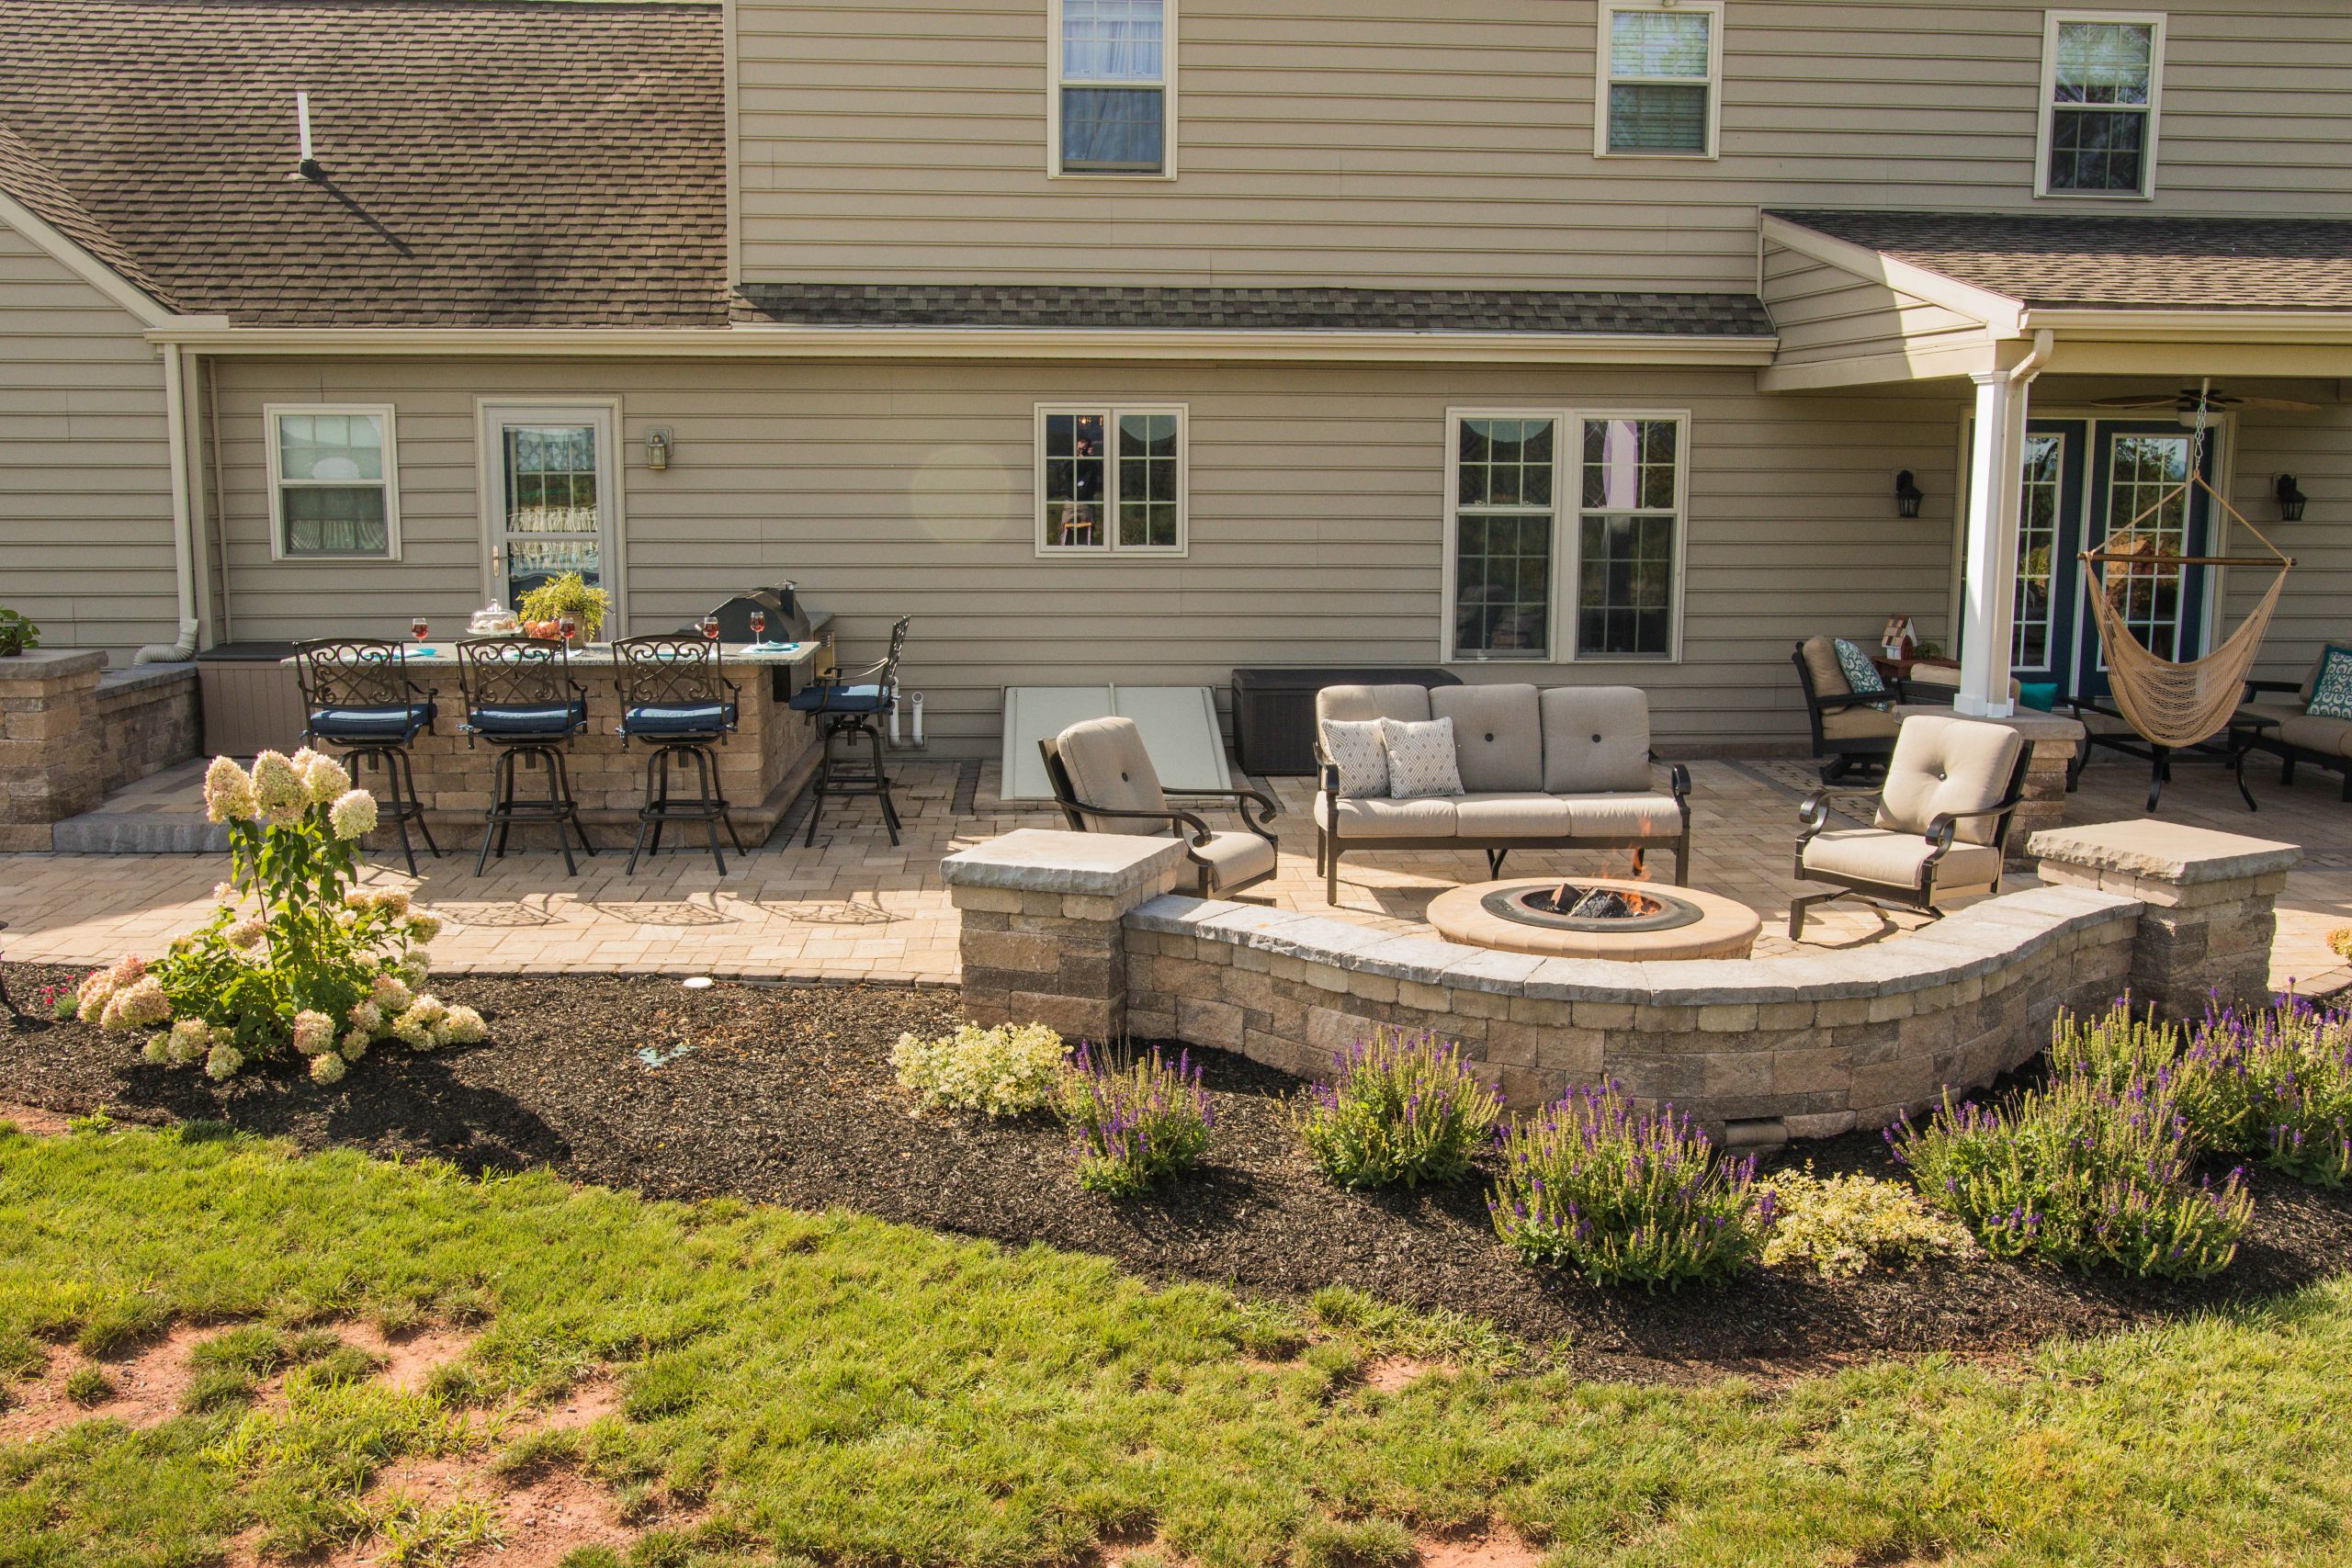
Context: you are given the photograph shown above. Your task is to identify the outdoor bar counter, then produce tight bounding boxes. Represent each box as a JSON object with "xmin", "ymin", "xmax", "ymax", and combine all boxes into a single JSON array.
[{"xmin": 288, "ymin": 618, "xmax": 835, "ymax": 852}]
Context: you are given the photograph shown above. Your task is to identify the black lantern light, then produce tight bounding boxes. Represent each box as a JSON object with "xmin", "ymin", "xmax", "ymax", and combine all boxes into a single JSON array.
[
  {"xmin": 2277, "ymin": 473, "xmax": 2309, "ymax": 524},
  {"xmin": 1894, "ymin": 469, "xmax": 1925, "ymax": 519}
]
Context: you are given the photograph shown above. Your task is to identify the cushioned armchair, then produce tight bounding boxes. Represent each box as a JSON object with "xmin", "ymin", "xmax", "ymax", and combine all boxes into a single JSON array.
[
  {"xmin": 1789, "ymin": 715, "xmax": 2030, "ymax": 939},
  {"xmin": 1040, "ymin": 716, "xmax": 1281, "ymax": 897},
  {"xmin": 1792, "ymin": 637, "xmax": 1908, "ymax": 782}
]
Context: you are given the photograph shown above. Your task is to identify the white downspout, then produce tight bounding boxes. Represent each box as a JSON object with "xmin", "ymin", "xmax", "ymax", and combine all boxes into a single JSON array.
[{"xmin": 132, "ymin": 341, "xmax": 201, "ymax": 665}]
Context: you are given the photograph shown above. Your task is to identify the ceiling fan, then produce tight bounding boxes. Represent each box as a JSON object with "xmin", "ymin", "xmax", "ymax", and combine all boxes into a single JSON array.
[{"xmin": 2090, "ymin": 383, "xmax": 2319, "ymax": 414}]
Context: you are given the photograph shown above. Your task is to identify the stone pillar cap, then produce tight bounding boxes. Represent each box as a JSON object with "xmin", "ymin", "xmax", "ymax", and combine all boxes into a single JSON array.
[
  {"xmin": 0, "ymin": 649, "xmax": 107, "ymax": 682},
  {"xmin": 943, "ymin": 828, "xmax": 1185, "ymax": 896},
  {"xmin": 2029, "ymin": 818, "xmax": 2301, "ymax": 883}
]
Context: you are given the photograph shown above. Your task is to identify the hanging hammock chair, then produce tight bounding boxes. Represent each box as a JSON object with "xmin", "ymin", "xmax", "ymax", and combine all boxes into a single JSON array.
[{"xmin": 2078, "ymin": 427, "xmax": 2294, "ymax": 753}]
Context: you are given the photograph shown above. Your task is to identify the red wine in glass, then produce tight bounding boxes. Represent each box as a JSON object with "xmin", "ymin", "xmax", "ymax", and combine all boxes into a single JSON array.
[
  {"xmin": 411, "ymin": 615, "xmax": 428, "ymax": 643},
  {"xmin": 750, "ymin": 610, "xmax": 766, "ymax": 644},
  {"xmin": 700, "ymin": 615, "xmax": 720, "ymax": 641}
]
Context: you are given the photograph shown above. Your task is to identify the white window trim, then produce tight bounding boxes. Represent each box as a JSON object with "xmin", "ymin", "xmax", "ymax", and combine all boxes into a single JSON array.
[
  {"xmin": 265, "ymin": 402, "xmax": 401, "ymax": 562},
  {"xmin": 1442, "ymin": 406, "xmax": 1690, "ymax": 665},
  {"xmin": 2034, "ymin": 9, "xmax": 2165, "ymax": 200},
  {"xmin": 1047, "ymin": 0, "xmax": 1178, "ymax": 179},
  {"xmin": 474, "ymin": 398, "xmax": 628, "ymax": 629},
  {"xmin": 1035, "ymin": 402, "xmax": 1189, "ymax": 558},
  {"xmin": 1592, "ymin": 0, "xmax": 1724, "ymax": 161}
]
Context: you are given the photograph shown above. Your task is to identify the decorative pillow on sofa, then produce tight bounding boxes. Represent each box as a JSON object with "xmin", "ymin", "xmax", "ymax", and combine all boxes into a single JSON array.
[
  {"xmin": 1832, "ymin": 638, "xmax": 1891, "ymax": 705},
  {"xmin": 2306, "ymin": 645, "xmax": 2352, "ymax": 720},
  {"xmin": 1318, "ymin": 718, "xmax": 1390, "ymax": 798},
  {"xmin": 1379, "ymin": 716, "xmax": 1464, "ymax": 798}
]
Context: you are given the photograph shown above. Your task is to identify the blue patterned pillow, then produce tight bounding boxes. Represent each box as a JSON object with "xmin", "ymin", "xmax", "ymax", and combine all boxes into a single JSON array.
[
  {"xmin": 1833, "ymin": 638, "xmax": 1891, "ymax": 706},
  {"xmin": 2307, "ymin": 645, "xmax": 2352, "ymax": 721}
]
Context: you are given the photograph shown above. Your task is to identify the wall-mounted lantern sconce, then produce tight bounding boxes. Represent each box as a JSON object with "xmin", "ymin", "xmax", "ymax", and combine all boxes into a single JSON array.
[
  {"xmin": 1894, "ymin": 469, "xmax": 1925, "ymax": 519},
  {"xmin": 2277, "ymin": 472, "xmax": 2308, "ymax": 523},
  {"xmin": 646, "ymin": 428, "xmax": 673, "ymax": 471}
]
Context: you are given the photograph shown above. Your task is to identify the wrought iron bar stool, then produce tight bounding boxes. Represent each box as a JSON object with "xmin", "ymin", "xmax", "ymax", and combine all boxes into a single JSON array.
[
  {"xmin": 454, "ymin": 637, "xmax": 594, "ymax": 876},
  {"xmin": 787, "ymin": 615, "xmax": 910, "ymax": 847},
  {"xmin": 612, "ymin": 634, "xmax": 747, "ymax": 874},
  {"xmin": 293, "ymin": 638, "xmax": 441, "ymax": 874}
]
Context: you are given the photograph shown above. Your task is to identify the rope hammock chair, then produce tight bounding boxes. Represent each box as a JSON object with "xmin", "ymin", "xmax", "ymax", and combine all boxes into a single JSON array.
[{"xmin": 2078, "ymin": 406, "xmax": 2294, "ymax": 754}]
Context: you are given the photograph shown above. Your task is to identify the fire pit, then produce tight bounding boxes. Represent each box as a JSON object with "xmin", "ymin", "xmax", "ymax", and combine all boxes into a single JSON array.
[{"xmin": 1424, "ymin": 876, "xmax": 1759, "ymax": 961}]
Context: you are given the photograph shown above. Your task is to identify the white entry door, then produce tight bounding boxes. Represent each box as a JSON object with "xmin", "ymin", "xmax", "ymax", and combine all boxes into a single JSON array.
[{"xmin": 481, "ymin": 402, "xmax": 620, "ymax": 616}]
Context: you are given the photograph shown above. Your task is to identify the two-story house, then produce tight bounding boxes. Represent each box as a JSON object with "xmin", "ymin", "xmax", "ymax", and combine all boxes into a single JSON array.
[{"xmin": 3, "ymin": 0, "xmax": 2348, "ymax": 759}]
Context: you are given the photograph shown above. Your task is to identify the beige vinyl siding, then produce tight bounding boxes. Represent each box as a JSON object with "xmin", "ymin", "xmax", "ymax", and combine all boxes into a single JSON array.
[
  {"xmin": 0, "ymin": 217, "xmax": 175, "ymax": 662},
  {"xmin": 1760, "ymin": 243, "xmax": 1990, "ymax": 370},
  {"xmin": 2223, "ymin": 400, "xmax": 2352, "ymax": 690},
  {"xmin": 206, "ymin": 355, "xmax": 1967, "ymax": 756},
  {"xmin": 736, "ymin": 0, "xmax": 2352, "ymax": 291}
]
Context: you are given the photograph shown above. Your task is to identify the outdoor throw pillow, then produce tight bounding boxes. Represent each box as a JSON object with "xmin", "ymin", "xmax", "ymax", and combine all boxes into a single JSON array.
[
  {"xmin": 1833, "ymin": 638, "xmax": 1890, "ymax": 699},
  {"xmin": 2306, "ymin": 645, "xmax": 2352, "ymax": 721},
  {"xmin": 1318, "ymin": 718, "xmax": 1390, "ymax": 798},
  {"xmin": 1380, "ymin": 716, "xmax": 1464, "ymax": 798}
]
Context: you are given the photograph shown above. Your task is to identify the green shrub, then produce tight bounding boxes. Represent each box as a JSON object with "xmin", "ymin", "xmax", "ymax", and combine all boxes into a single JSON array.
[
  {"xmin": 72, "ymin": 750, "xmax": 481, "ymax": 1081},
  {"xmin": 1488, "ymin": 1083, "xmax": 1772, "ymax": 1287},
  {"xmin": 1295, "ymin": 1026, "xmax": 1501, "ymax": 1190},
  {"xmin": 1058, "ymin": 1043, "xmax": 1214, "ymax": 1196},
  {"xmin": 1758, "ymin": 1166, "xmax": 1978, "ymax": 1276},
  {"xmin": 2054, "ymin": 998, "xmax": 2352, "ymax": 1188},
  {"xmin": 1892, "ymin": 1072, "xmax": 2251, "ymax": 1279},
  {"xmin": 890, "ymin": 1021, "xmax": 1067, "ymax": 1116}
]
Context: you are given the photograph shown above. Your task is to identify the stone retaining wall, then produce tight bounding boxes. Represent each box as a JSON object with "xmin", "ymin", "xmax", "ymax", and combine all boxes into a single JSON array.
[
  {"xmin": 96, "ymin": 665, "xmax": 199, "ymax": 795},
  {"xmin": 0, "ymin": 649, "xmax": 107, "ymax": 851},
  {"xmin": 945, "ymin": 818, "xmax": 2298, "ymax": 1144}
]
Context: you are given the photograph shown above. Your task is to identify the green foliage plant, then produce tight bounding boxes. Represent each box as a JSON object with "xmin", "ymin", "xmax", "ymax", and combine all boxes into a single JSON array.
[
  {"xmin": 0, "ymin": 606, "xmax": 38, "ymax": 656},
  {"xmin": 1295, "ymin": 1026, "xmax": 1501, "ymax": 1189},
  {"xmin": 890, "ymin": 1021, "xmax": 1067, "ymax": 1116},
  {"xmin": 1758, "ymin": 1165, "xmax": 1978, "ymax": 1276},
  {"xmin": 67, "ymin": 750, "xmax": 481, "ymax": 1081},
  {"xmin": 1058, "ymin": 1042, "xmax": 1214, "ymax": 1195},
  {"xmin": 515, "ymin": 571, "xmax": 609, "ymax": 639}
]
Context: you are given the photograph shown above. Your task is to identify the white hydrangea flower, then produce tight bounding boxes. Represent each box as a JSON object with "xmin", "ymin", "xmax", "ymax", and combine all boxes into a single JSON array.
[
  {"xmin": 252, "ymin": 750, "xmax": 311, "ymax": 826},
  {"xmin": 398, "ymin": 956, "xmax": 429, "ymax": 988},
  {"xmin": 205, "ymin": 1043, "xmax": 244, "ymax": 1081},
  {"xmin": 392, "ymin": 996, "xmax": 447, "ymax": 1051},
  {"xmin": 328, "ymin": 788, "xmax": 379, "ymax": 841},
  {"xmin": 202, "ymin": 756, "xmax": 258, "ymax": 825},
  {"xmin": 406, "ymin": 913, "xmax": 443, "ymax": 944},
  {"xmin": 435, "ymin": 1004, "xmax": 487, "ymax": 1046},
  {"xmin": 213, "ymin": 882, "xmax": 236, "ymax": 902},
  {"xmin": 374, "ymin": 889, "xmax": 412, "ymax": 919},
  {"xmin": 290, "ymin": 1010, "xmax": 336, "ymax": 1056},
  {"xmin": 225, "ymin": 918, "xmax": 266, "ymax": 952},
  {"xmin": 170, "ymin": 1018, "xmax": 211, "ymax": 1059},
  {"xmin": 346, "ymin": 999, "xmax": 384, "ymax": 1033},
  {"xmin": 308, "ymin": 1052, "xmax": 347, "ymax": 1086},
  {"xmin": 102, "ymin": 976, "xmax": 171, "ymax": 1031},
  {"xmin": 303, "ymin": 751, "xmax": 352, "ymax": 805},
  {"xmin": 372, "ymin": 974, "xmax": 413, "ymax": 1013},
  {"xmin": 142, "ymin": 1034, "xmax": 171, "ymax": 1065},
  {"xmin": 340, "ymin": 1030, "xmax": 372, "ymax": 1061}
]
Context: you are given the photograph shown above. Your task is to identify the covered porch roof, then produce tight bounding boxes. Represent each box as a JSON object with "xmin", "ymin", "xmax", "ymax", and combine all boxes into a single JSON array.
[{"xmin": 1758, "ymin": 209, "xmax": 2352, "ymax": 390}]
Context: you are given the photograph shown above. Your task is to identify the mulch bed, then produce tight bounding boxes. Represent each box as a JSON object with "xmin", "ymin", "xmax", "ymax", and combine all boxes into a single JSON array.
[{"xmin": 6, "ymin": 961, "xmax": 2351, "ymax": 1383}]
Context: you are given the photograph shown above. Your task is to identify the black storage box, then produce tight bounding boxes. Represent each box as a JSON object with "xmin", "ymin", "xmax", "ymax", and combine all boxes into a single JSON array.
[{"xmin": 1228, "ymin": 667, "xmax": 1462, "ymax": 775}]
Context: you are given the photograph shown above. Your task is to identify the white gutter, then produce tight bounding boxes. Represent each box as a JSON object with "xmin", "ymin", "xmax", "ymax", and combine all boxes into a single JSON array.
[
  {"xmin": 2017, "ymin": 308, "xmax": 2352, "ymax": 343},
  {"xmin": 132, "ymin": 342, "xmax": 200, "ymax": 665},
  {"xmin": 144, "ymin": 321, "xmax": 1780, "ymax": 367}
]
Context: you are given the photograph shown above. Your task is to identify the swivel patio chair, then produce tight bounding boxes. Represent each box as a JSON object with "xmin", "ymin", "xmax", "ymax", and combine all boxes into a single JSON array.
[
  {"xmin": 612, "ymin": 634, "xmax": 747, "ymax": 874},
  {"xmin": 1791, "ymin": 636, "xmax": 1907, "ymax": 783},
  {"xmin": 1788, "ymin": 714, "xmax": 2030, "ymax": 940},
  {"xmin": 454, "ymin": 637, "xmax": 594, "ymax": 876},
  {"xmin": 294, "ymin": 637, "xmax": 440, "ymax": 874},
  {"xmin": 1041, "ymin": 716, "xmax": 1280, "ymax": 898},
  {"xmin": 787, "ymin": 615, "xmax": 910, "ymax": 848}
]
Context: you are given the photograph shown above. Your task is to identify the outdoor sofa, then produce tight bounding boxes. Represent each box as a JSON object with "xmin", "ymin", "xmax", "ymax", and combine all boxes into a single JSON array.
[
  {"xmin": 1312, "ymin": 682, "xmax": 1690, "ymax": 905},
  {"xmin": 2238, "ymin": 644, "xmax": 2352, "ymax": 802}
]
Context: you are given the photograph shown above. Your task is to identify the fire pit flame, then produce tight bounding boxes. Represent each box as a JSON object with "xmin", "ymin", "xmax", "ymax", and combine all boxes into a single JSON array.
[{"xmin": 1540, "ymin": 883, "xmax": 1664, "ymax": 921}]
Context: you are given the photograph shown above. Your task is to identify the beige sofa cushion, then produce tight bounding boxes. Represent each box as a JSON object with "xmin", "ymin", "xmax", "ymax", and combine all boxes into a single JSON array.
[
  {"xmin": 1555, "ymin": 792, "xmax": 1684, "ymax": 840},
  {"xmin": 1193, "ymin": 831, "xmax": 1276, "ymax": 890},
  {"xmin": 1875, "ymin": 716, "xmax": 2022, "ymax": 847},
  {"xmin": 1539, "ymin": 686, "xmax": 1653, "ymax": 794},
  {"xmin": 1314, "ymin": 794, "xmax": 1458, "ymax": 838},
  {"xmin": 1799, "ymin": 635, "xmax": 1853, "ymax": 699},
  {"xmin": 1054, "ymin": 716, "xmax": 1167, "ymax": 836},
  {"xmin": 2239, "ymin": 696, "xmax": 2352, "ymax": 758},
  {"xmin": 1453, "ymin": 792, "xmax": 1573, "ymax": 838},
  {"xmin": 1821, "ymin": 704, "xmax": 1905, "ymax": 739},
  {"xmin": 1802, "ymin": 829, "xmax": 2004, "ymax": 893},
  {"xmin": 1430, "ymin": 684, "xmax": 1542, "ymax": 792},
  {"xmin": 1317, "ymin": 683, "xmax": 1433, "ymax": 726}
]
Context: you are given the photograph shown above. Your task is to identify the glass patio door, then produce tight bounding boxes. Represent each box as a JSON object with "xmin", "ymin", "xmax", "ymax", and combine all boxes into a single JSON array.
[
  {"xmin": 2010, "ymin": 420, "xmax": 2087, "ymax": 691},
  {"xmin": 483, "ymin": 405, "xmax": 616, "ymax": 614},
  {"xmin": 2070, "ymin": 421, "xmax": 2216, "ymax": 702}
]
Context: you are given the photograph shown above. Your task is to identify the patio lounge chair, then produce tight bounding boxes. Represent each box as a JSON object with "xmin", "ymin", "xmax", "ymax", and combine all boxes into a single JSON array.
[
  {"xmin": 1039, "ymin": 716, "xmax": 1280, "ymax": 897},
  {"xmin": 1788, "ymin": 714, "xmax": 2030, "ymax": 940},
  {"xmin": 2238, "ymin": 644, "xmax": 2352, "ymax": 802},
  {"xmin": 1792, "ymin": 637, "xmax": 1905, "ymax": 782}
]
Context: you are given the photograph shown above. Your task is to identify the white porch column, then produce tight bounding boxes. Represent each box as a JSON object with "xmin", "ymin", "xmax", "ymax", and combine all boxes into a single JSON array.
[{"xmin": 1956, "ymin": 368, "xmax": 2033, "ymax": 718}]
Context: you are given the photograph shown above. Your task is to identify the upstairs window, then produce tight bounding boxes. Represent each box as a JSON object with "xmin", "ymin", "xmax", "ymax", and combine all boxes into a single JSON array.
[
  {"xmin": 266, "ymin": 405, "xmax": 400, "ymax": 559},
  {"xmin": 2039, "ymin": 12, "xmax": 2164, "ymax": 197},
  {"xmin": 1597, "ymin": 2, "xmax": 1721, "ymax": 159},
  {"xmin": 1037, "ymin": 405, "xmax": 1187, "ymax": 555},
  {"xmin": 1053, "ymin": 0, "xmax": 1171, "ymax": 175}
]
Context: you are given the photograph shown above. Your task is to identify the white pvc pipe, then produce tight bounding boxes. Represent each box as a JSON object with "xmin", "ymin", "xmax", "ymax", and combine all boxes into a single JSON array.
[{"xmin": 910, "ymin": 691, "xmax": 924, "ymax": 747}]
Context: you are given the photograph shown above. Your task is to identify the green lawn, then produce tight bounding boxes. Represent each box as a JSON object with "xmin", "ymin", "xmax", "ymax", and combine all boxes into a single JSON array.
[{"xmin": 3, "ymin": 1119, "xmax": 2350, "ymax": 1568}]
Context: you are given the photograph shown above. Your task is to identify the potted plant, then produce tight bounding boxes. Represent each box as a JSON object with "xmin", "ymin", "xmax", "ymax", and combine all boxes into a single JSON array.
[
  {"xmin": 0, "ymin": 607, "xmax": 39, "ymax": 657},
  {"xmin": 516, "ymin": 572, "xmax": 609, "ymax": 645}
]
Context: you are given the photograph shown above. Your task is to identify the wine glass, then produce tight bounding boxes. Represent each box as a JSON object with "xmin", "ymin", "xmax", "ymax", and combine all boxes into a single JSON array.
[
  {"xmin": 749, "ymin": 609, "xmax": 766, "ymax": 645},
  {"xmin": 558, "ymin": 612, "xmax": 579, "ymax": 645},
  {"xmin": 410, "ymin": 614, "xmax": 428, "ymax": 644},
  {"xmin": 700, "ymin": 615, "xmax": 720, "ymax": 642}
]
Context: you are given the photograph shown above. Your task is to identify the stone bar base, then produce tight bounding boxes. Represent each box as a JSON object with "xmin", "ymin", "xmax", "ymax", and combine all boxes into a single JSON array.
[
  {"xmin": 96, "ymin": 665, "xmax": 199, "ymax": 795},
  {"xmin": 944, "ymin": 829, "xmax": 1185, "ymax": 1043},
  {"xmin": 2029, "ymin": 819, "xmax": 2300, "ymax": 1016},
  {"xmin": 0, "ymin": 649, "xmax": 107, "ymax": 851}
]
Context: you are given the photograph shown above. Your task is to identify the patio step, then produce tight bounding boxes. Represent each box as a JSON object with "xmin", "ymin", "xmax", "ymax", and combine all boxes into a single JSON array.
[{"xmin": 49, "ymin": 811, "xmax": 228, "ymax": 855}]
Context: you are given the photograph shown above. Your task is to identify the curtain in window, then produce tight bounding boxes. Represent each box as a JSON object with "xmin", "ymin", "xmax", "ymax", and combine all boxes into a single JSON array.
[
  {"xmin": 1062, "ymin": 87, "xmax": 1164, "ymax": 168},
  {"xmin": 1610, "ymin": 8, "xmax": 1709, "ymax": 76},
  {"xmin": 1064, "ymin": 0, "xmax": 1162, "ymax": 79},
  {"xmin": 1062, "ymin": 0, "xmax": 1163, "ymax": 168},
  {"xmin": 1608, "ymin": 8, "xmax": 1710, "ymax": 153}
]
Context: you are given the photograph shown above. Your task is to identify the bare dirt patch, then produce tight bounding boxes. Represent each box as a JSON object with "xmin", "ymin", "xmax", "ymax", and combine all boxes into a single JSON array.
[
  {"xmin": 0, "ymin": 1323, "xmax": 224, "ymax": 1442},
  {"xmin": 343, "ymin": 1321, "xmax": 481, "ymax": 1394},
  {"xmin": 0, "ymin": 1100, "xmax": 70, "ymax": 1135},
  {"xmin": 1363, "ymin": 1355, "xmax": 1448, "ymax": 1393},
  {"xmin": 532, "ymin": 1372, "xmax": 623, "ymax": 1432},
  {"xmin": 1418, "ymin": 1527, "xmax": 1546, "ymax": 1568}
]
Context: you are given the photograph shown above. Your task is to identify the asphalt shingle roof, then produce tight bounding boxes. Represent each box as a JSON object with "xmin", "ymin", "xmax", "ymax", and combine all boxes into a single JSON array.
[
  {"xmin": 735, "ymin": 283, "xmax": 1777, "ymax": 337},
  {"xmin": 1770, "ymin": 209, "xmax": 2352, "ymax": 312},
  {"xmin": 0, "ymin": 0, "xmax": 728, "ymax": 327}
]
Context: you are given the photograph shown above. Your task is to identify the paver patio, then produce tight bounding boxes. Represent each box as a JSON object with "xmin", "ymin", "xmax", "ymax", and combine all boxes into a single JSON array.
[{"xmin": 4, "ymin": 748, "xmax": 2347, "ymax": 994}]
